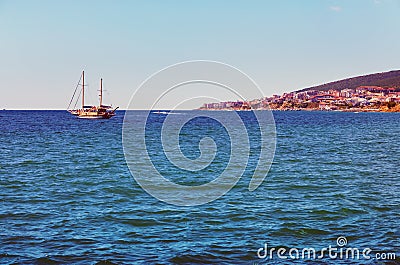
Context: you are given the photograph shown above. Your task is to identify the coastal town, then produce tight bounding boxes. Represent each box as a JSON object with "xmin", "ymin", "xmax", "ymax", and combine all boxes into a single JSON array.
[{"xmin": 199, "ymin": 86, "xmax": 400, "ymax": 112}]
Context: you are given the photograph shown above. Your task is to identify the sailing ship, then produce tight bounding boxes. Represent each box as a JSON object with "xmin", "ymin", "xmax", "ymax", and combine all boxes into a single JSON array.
[{"xmin": 67, "ymin": 71, "xmax": 118, "ymax": 119}]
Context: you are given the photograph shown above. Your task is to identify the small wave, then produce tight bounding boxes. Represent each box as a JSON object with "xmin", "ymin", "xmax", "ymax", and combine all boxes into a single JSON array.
[
  {"xmin": 34, "ymin": 257, "xmax": 59, "ymax": 264},
  {"xmin": 338, "ymin": 207, "xmax": 368, "ymax": 215},
  {"xmin": 151, "ymin": 111, "xmax": 184, "ymax": 115},
  {"xmin": 0, "ymin": 252, "xmax": 20, "ymax": 259},
  {"xmin": 120, "ymin": 218, "xmax": 161, "ymax": 227},
  {"xmin": 271, "ymin": 227, "xmax": 331, "ymax": 237},
  {"xmin": 372, "ymin": 205, "xmax": 395, "ymax": 212},
  {"xmin": 170, "ymin": 251, "xmax": 230, "ymax": 265},
  {"xmin": 94, "ymin": 260, "xmax": 119, "ymax": 265},
  {"xmin": 310, "ymin": 209, "xmax": 336, "ymax": 215},
  {"xmin": 152, "ymin": 111, "xmax": 169, "ymax": 115},
  {"xmin": 69, "ymin": 238, "xmax": 97, "ymax": 245}
]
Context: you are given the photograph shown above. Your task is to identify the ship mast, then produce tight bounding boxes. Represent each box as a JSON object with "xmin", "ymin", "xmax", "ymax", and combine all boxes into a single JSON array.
[
  {"xmin": 82, "ymin": 70, "xmax": 85, "ymax": 109},
  {"xmin": 100, "ymin": 78, "xmax": 103, "ymax": 106}
]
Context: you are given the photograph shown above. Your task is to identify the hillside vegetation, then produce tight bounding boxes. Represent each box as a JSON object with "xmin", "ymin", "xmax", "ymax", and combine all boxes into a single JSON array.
[{"xmin": 297, "ymin": 70, "xmax": 400, "ymax": 92}]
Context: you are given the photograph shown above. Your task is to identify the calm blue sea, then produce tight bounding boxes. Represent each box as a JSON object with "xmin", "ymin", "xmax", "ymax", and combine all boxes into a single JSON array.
[{"xmin": 0, "ymin": 110, "xmax": 399, "ymax": 264}]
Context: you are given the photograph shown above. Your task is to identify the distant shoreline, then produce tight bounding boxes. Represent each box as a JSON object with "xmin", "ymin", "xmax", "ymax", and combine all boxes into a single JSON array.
[
  {"xmin": 198, "ymin": 107, "xmax": 400, "ymax": 113},
  {"xmin": 199, "ymin": 86, "xmax": 400, "ymax": 113}
]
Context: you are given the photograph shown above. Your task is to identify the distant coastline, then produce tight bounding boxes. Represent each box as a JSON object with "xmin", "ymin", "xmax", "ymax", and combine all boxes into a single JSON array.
[
  {"xmin": 198, "ymin": 87, "xmax": 400, "ymax": 113},
  {"xmin": 199, "ymin": 70, "xmax": 400, "ymax": 113}
]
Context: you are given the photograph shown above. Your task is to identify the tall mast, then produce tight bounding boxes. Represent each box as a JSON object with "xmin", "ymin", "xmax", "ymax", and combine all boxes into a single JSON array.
[
  {"xmin": 82, "ymin": 70, "xmax": 85, "ymax": 109},
  {"xmin": 100, "ymin": 78, "xmax": 103, "ymax": 106}
]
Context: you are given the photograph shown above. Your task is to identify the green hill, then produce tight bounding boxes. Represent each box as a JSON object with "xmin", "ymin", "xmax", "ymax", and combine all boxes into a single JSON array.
[{"xmin": 297, "ymin": 70, "xmax": 400, "ymax": 92}]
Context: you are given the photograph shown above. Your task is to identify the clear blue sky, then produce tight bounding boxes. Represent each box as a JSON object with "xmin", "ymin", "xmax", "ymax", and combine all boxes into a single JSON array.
[{"xmin": 1, "ymin": 0, "xmax": 399, "ymax": 109}]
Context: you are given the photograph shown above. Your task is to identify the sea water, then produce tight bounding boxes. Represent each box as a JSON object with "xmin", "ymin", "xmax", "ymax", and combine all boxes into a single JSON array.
[{"xmin": 0, "ymin": 110, "xmax": 399, "ymax": 264}]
